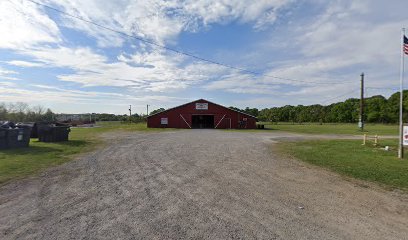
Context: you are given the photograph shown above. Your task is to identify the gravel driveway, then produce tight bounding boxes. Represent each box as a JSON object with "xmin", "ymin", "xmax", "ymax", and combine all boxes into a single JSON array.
[{"xmin": 0, "ymin": 130, "xmax": 407, "ymax": 239}]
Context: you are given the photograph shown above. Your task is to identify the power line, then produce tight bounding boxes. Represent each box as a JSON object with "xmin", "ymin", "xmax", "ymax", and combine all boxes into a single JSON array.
[
  {"xmin": 320, "ymin": 86, "xmax": 399, "ymax": 106},
  {"xmin": 24, "ymin": 0, "xmax": 352, "ymax": 86},
  {"xmin": 366, "ymin": 87, "xmax": 398, "ymax": 91},
  {"xmin": 321, "ymin": 89, "xmax": 359, "ymax": 105}
]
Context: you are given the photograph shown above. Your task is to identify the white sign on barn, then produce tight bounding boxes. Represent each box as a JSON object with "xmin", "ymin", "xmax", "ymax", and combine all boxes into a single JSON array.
[
  {"xmin": 403, "ymin": 126, "xmax": 408, "ymax": 146},
  {"xmin": 161, "ymin": 118, "xmax": 168, "ymax": 125},
  {"xmin": 195, "ymin": 103, "xmax": 208, "ymax": 110}
]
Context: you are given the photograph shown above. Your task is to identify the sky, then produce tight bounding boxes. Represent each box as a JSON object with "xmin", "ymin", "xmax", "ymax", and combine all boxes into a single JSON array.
[{"xmin": 0, "ymin": 0, "xmax": 407, "ymax": 114}]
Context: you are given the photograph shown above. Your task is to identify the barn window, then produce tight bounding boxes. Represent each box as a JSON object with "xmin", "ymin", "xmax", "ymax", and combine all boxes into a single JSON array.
[{"xmin": 161, "ymin": 118, "xmax": 168, "ymax": 125}]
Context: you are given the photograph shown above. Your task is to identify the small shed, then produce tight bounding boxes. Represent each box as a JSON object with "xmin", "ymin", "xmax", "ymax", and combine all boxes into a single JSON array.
[{"xmin": 147, "ymin": 99, "xmax": 257, "ymax": 129}]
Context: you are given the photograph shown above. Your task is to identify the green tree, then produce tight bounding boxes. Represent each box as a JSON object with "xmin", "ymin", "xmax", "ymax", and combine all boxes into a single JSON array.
[{"xmin": 150, "ymin": 108, "xmax": 165, "ymax": 115}]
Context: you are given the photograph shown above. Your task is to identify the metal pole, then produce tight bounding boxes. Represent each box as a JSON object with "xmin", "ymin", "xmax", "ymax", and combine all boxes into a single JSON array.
[
  {"xmin": 129, "ymin": 105, "xmax": 132, "ymax": 123},
  {"xmin": 146, "ymin": 104, "xmax": 149, "ymax": 116},
  {"xmin": 398, "ymin": 28, "xmax": 405, "ymax": 159},
  {"xmin": 360, "ymin": 72, "xmax": 364, "ymax": 131}
]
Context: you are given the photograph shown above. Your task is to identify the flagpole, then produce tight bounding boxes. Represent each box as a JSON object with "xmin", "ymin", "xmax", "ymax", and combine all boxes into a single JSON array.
[{"xmin": 398, "ymin": 28, "xmax": 405, "ymax": 159}]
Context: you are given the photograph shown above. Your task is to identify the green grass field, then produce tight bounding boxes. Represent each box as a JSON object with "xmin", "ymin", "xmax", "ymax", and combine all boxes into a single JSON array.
[
  {"xmin": 279, "ymin": 139, "xmax": 408, "ymax": 190},
  {"xmin": 0, "ymin": 122, "xmax": 172, "ymax": 184},
  {"xmin": 262, "ymin": 122, "xmax": 398, "ymax": 135}
]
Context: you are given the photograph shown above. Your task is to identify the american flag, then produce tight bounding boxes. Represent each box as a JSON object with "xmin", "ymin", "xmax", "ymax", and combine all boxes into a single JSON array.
[{"xmin": 404, "ymin": 35, "xmax": 408, "ymax": 55}]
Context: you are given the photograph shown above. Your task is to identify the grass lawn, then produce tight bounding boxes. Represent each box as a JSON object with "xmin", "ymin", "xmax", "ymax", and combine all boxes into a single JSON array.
[
  {"xmin": 0, "ymin": 122, "xmax": 172, "ymax": 184},
  {"xmin": 279, "ymin": 139, "xmax": 408, "ymax": 190},
  {"xmin": 262, "ymin": 122, "xmax": 398, "ymax": 135}
]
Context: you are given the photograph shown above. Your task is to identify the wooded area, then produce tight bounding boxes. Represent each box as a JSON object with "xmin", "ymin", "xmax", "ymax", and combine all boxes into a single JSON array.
[
  {"xmin": 233, "ymin": 91, "xmax": 408, "ymax": 123},
  {"xmin": 0, "ymin": 103, "xmax": 147, "ymax": 123},
  {"xmin": 0, "ymin": 102, "xmax": 55, "ymax": 122}
]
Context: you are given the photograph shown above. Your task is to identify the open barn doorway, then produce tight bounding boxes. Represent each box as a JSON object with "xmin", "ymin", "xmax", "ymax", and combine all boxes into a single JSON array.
[{"xmin": 192, "ymin": 115, "xmax": 214, "ymax": 129}]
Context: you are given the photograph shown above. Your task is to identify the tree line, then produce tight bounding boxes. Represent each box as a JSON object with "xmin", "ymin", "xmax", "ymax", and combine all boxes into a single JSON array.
[
  {"xmin": 0, "ymin": 102, "xmax": 55, "ymax": 122},
  {"xmin": 91, "ymin": 113, "xmax": 145, "ymax": 122},
  {"xmin": 0, "ymin": 102, "xmax": 150, "ymax": 123},
  {"xmin": 0, "ymin": 102, "xmax": 153, "ymax": 123},
  {"xmin": 232, "ymin": 91, "xmax": 408, "ymax": 124}
]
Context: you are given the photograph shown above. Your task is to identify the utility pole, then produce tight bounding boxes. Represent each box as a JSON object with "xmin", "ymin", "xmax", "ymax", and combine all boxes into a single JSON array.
[
  {"xmin": 146, "ymin": 104, "xmax": 150, "ymax": 116},
  {"xmin": 359, "ymin": 72, "xmax": 365, "ymax": 131},
  {"xmin": 129, "ymin": 105, "xmax": 132, "ymax": 123}
]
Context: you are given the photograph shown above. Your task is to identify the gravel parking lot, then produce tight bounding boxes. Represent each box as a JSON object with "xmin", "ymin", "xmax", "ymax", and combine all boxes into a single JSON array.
[{"xmin": 1, "ymin": 130, "xmax": 407, "ymax": 239}]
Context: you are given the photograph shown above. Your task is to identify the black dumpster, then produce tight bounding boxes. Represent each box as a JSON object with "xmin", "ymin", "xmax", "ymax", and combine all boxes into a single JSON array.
[
  {"xmin": 30, "ymin": 122, "xmax": 38, "ymax": 138},
  {"xmin": 14, "ymin": 125, "xmax": 32, "ymax": 147},
  {"xmin": 37, "ymin": 124, "xmax": 70, "ymax": 142},
  {"xmin": 16, "ymin": 122, "xmax": 37, "ymax": 138},
  {"xmin": 6, "ymin": 129, "xmax": 20, "ymax": 148},
  {"xmin": 0, "ymin": 125, "xmax": 32, "ymax": 149},
  {"xmin": 0, "ymin": 128, "xmax": 7, "ymax": 149}
]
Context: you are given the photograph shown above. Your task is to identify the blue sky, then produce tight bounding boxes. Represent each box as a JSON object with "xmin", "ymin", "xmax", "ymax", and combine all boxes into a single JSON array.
[{"xmin": 0, "ymin": 0, "xmax": 407, "ymax": 114}]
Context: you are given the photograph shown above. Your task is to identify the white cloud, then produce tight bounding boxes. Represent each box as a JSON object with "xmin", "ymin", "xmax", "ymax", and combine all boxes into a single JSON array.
[
  {"xmin": 299, "ymin": 2, "xmax": 402, "ymax": 66},
  {"xmin": 42, "ymin": 0, "xmax": 293, "ymax": 46},
  {"xmin": 0, "ymin": 68, "xmax": 18, "ymax": 76},
  {"xmin": 21, "ymin": 46, "xmax": 107, "ymax": 70},
  {"xmin": 0, "ymin": 83, "xmax": 189, "ymax": 113},
  {"xmin": 253, "ymin": 11, "xmax": 278, "ymax": 30},
  {"xmin": 0, "ymin": 82, "xmax": 17, "ymax": 87},
  {"xmin": 0, "ymin": 67, "xmax": 20, "ymax": 81},
  {"xmin": 0, "ymin": 0, "xmax": 60, "ymax": 49},
  {"xmin": 6, "ymin": 60, "xmax": 46, "ymax": 67},
  {"xmin": 15, "ymin": 45, "xmax": 228, "ymax": 91},
  {"xmin": 0, "ymin": 0, "xmax": 296, "ymax": 96},
  {"xmin": 206, "ymin": 0, "xmax": 407, "ymax": 102},
  {"xmin": 182, "ymin": 0, "xmax": 291, "ymax": 29},
  {"xmin": 285, "ymin": 0, "xmax": 407, "ymax": 96},
  {"xmin": 205, "ymin": 73, "xmax": 282, "ymax": 94}
]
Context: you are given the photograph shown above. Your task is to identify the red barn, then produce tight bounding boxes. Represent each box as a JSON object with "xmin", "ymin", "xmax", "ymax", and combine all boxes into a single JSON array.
[{"xmin": 147, "ymin": 99, "xmax": 257, "ymax": 129}]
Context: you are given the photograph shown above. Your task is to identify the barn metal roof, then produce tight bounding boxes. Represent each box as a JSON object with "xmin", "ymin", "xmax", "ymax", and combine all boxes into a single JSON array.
[{"xmin": 147, "ymin": 99, "xmax": 258, "ymax": 119}]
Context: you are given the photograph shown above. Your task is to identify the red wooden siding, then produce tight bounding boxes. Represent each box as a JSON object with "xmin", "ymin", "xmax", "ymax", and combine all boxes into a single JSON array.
[{"xmin": 147, "ymin": 99, "xmax": 257, "ymax": 129}]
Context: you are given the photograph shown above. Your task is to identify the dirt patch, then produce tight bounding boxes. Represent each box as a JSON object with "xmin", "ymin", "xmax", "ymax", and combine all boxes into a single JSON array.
[{"xmin": 0, "ymin": 130, "xmax": 407, "ymax": 239}]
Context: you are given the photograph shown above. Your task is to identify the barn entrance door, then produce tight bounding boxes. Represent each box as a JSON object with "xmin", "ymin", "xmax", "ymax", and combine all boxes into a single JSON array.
[
  {"xmin": 192, "ymin": 115, "xmax": 214, "ymax": 128},
  {"xmin": 224, "ymin": 118, "xmax": 231, "ymax": 129}
]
